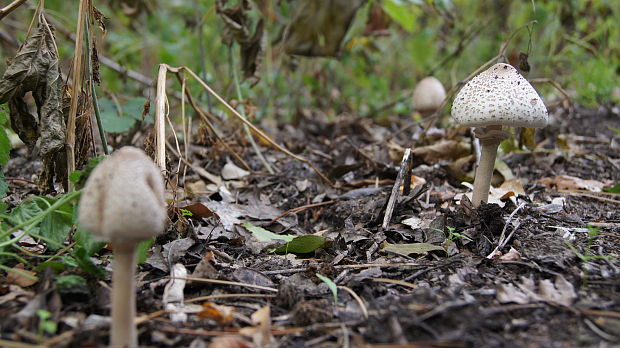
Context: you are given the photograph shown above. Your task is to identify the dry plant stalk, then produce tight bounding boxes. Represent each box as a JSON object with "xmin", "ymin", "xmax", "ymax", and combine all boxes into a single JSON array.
[
  {"xmin": 65, "ymin": 0, "xmax": 87, "ymax": 192},
  {"xmin": 153, "ymin": 64, "xmax": 334, "ymax": 187},
  {"xmin": 0, "ymin": 0, "xmax": 28, "ymax": 20}
]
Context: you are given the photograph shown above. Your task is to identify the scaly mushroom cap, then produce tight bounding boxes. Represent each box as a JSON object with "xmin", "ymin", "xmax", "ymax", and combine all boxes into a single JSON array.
[
  {"xmin": 78, "ymin": 147, "xmax": 166, "ymax": 244},
  {"xmin": 451, "ymin": 63, "xmax": 548, "ymax": 128},
  {"xmin": 412, "ymin": 76, "xmax": 447, "ymax": 112}
]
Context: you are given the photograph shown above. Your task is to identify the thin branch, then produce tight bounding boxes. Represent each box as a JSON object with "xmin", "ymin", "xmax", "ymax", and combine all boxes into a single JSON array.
[
  {"xmin": 65, "ymin": 0, "xmax": 87, "ymax": 191},
  {"xmin": 84, "ymin": 6, "xmax": 109, "ymax": 155},
  {"xmin": 173, "ymin": 73, "xmax": 252, "ymax": 172},
  {"xmin": 230, "ymin": 46, "xmax": 275, "ymax": 174},
  {"xmin": 157, "ymin": 64, "xmax": 334, "ymax": 187},
  {"xmin": 0, "ymin": 0, "xmax": 28, "ymax": 20}
]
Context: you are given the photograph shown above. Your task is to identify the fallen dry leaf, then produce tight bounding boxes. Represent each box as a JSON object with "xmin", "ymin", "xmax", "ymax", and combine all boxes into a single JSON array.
[
  {"xmin": 208, "ymin": 336, "xmax": 252, "ymax": 348},
  {"xmin": 198, "ymin": 302, "xmax": 235, "ymax": 324},
  {"xmin": 537, "ymin": 175, "xmax": 606, "ymax": 192},
  {"xmin": 498, "ymin": 247, "xmax": 521, "ymax": 261},
  {"xmin": 411, "ymin": 139, "xmax": 471, "ymax": 164},
  {"xmin": 5, "ymin": 264, "xmax": 38, "ymax": 287},
  {"xmin": 497, "ymin": 275, "xmax": 576, "ymax": 306},
  {"xmin": 239, "ymin": 305, "xmax": 274, "ymax": 346}
]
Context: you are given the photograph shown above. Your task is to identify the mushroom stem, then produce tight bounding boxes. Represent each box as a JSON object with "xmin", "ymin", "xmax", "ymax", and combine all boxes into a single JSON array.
[
  {"xmin": 472, "ymin": 125, "xmax": 508, "ymax": 207},
  {"xmin": 111, "ymin": 242, "xmax": 138, "ymax": 347}
]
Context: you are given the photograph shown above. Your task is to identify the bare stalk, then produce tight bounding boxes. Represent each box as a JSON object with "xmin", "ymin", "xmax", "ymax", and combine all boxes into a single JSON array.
[
  {"xmin": 156, "ymin": 64, "xmax": 334, "ymax": 187},
  {"xmin": 230, "ymin": 46, "xmax": 275, "ymax": 174},
  {"xmin": 65, "ymin": 0, "xmax": 87, "ymax": 192},
  {"xmin": 0, "ymin": 0, "xmax": 28, "ymax": 20}
]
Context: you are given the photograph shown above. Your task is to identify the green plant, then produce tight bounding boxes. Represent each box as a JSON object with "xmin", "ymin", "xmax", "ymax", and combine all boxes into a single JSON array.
[
  {"xmin": 316, "ymin": 273, "xmax": 339, "ymax": 305},
  {"xmin": 565, "ymin": 225, "xmax": 616, "ymax": 262},
  {"xmin": 433, "ymin": 226, "xmax": 473, "ymax": 243},
  {"xmin": 0, "ymin": 189, "xmax": 107, "ymax": 279},
  {"xmin": 36, "ymin": 309, "xmax": 58, "ymax": 338},
  {"xmin": 179, "ymin": 209, "xmax": 193, "ymax": 217}
]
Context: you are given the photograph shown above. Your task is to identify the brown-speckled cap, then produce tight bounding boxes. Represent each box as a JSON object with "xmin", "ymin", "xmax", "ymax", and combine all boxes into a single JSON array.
[{"xmin": 451, "ymin": 63, "xmax": 548, "ymax": 128}]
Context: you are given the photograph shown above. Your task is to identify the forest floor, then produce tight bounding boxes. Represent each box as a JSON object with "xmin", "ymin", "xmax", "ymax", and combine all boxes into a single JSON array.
[{"xmin": 1, "ymin": 102, "xmax": 620, "ymax": 348}]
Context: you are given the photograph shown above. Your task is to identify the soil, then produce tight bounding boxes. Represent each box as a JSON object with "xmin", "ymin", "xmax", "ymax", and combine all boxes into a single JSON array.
[{"xmin": 1, "ymin": 103, "xmax": 619, "ymax": 348}]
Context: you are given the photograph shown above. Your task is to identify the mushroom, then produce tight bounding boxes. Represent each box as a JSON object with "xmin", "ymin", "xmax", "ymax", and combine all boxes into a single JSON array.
[
  {"xmin": 78, "ymin": 147, "xmax": 166, "ymax": 347},
  {"xmin": 412, "ymin": 76, "xmax": 447, "ymax": 118},
  {"xmin": 451, "ymin": 63, "xmax": 547, "ymax": 206}
]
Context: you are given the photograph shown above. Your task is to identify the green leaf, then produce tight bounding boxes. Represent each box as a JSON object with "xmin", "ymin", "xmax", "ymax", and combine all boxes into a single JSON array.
[
  {"xmin": 98, "ymin": 98, "xmax": 138, "ymax": 133},
  {"xmin": 55, "ymin": 274, "xmax": 88, "ymax": 291},
  {"xmin": 243, "ymin": 222, "xmax": 294, "ymax": 242},
  {"xmin": 72, "ymin": 246, "xmax": 106, "ymax": 278},
  {"xmin": 73, "ymin": 227, "xmax": 106, "ymax": 256},
  {"xmin": 39, "ymin": 197, "xmax": 73, "ymax": 251},
  {"xmin": 609, "ymin": 126, "xmax": 620, "ymax": 135},
  {"xmin": 136, "ymin": 238, "xmax": 154, "ymax": 264},
  {"xmin": 36, "ymin": 260, "xmax": 66, "ymax": 272},
  {"xmin": 0, "ymin": 101, "xmax": 11, "ymax": 166},
  {"xmin": 381, "ymin": 242, "xmax": 446, "ymax": 255},
  {"xmin": 124, "ymin": 97, "xmax": 153, "ymax": 123},
  {"xmin": 0, "ymin": 171, "xmax": 8, "ymax": 198},
  {"xmin": 36, "ymin": 309, "xmax": 52, "ymax": 321},
  {"xmin": 10, "ymin": 200, "xmax": 45, "ymax": 234},
  {"xmin": 381, "ymin": 0, "xmax": 421, "ymax": 33},
  {"xmin": 274, "ymin": 235, "xmax": 327, "ymax": 254},
  {"xmin": 70, "ymin": 155, "xmax": 106, "ymax": 189},
  {"xmin": 316, "ymin": 273, "xmax": 338, "ymax": 304},
  {"xmin": 603, "ymin": 183, "xmax": 620, "ymax": 194}
]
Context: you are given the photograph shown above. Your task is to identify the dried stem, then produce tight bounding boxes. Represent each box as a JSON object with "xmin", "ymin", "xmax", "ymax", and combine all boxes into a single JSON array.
[
  {"xmin": 154, "ymin": 64, "xmax": 334, "ymax": 187},
  {"xmin": 173, "ymin": 74, "xmax": 252, "ymax": 171},
  {"xmin": 65, "ymin": 0, "xmax": 87, "ymax": 192},
  {"xmin": 0, "ymin": 0, "xmax": 28, "ymax": 20},
  {"xmin": 230, "ymin": 46, "xmax": 275, "ymax": 174},
  {"xmin": 84, "ymin": 7, "xmax": 109, "ymax": 155}
]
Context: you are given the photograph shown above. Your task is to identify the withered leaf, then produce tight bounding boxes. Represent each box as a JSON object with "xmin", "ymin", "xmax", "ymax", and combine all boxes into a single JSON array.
[
  {"xmin": 0, "ymin": 24, "xmax": 66, "ymax": 158},
  {"xmin": 283, "ymin": 0, "xmax": 366, "ymax": 57},
  {"xmin": 216, "ymin": 0, "xmax": 264, "ymax": 83}
]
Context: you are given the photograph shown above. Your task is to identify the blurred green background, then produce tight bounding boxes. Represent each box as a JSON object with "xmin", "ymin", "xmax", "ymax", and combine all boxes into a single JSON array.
[{"xmin": 1, "ymin": 0, "xmax": 618, "ymax": 125}]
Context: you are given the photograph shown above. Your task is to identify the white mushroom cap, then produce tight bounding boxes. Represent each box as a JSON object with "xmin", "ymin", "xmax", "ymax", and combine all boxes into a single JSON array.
[
  {"xmin": 451, "ymin": 63, "xmax": 548, "ymax": 128},
  {"xmin": 412, "ymin": 76, "xmax": 447, "ymax": 112},
  {"xmin": 78, "ymin": 147, "xmax": 167, "ymax": 244}
]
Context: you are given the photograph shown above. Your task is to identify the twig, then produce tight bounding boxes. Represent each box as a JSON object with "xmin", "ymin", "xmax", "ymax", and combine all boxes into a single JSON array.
[
  {"xmin": 580, "ymin": 310, "xmax": 620, "ymax": 319},
  {"xmin": 193, "ymin": 0, "xmax": 212, "ymax": 112},
  {"xmin": 530, "ymin": 78, "xmax": 571, "ymax": 108},
  {"xmin": 186, "ymin": 293, "xmax": 276, "ymax": 303},
  {"xmin": 174, "ymin": 276, "xmax": 278, "ymax": 293},
  {"xmin": 382, "ymin": 148, "xmax": 412, "ymax": 229},
  {"xmin": 487, "ymin": 202, "xmax": 526, "ymax": 258},
  {"xmin": 268, "ymin": 200, "xmax": 335, "ymax": 225},
  {"xmin": 583, "ymin": 318, "xmax": 619, "ymax": 342},
  {"xmin": 84, "ymin": 8, "xmax": 109, "ymax": 155},
  {"xmin": 338, "ymin": 285, "xmax": 369, "ymax": 319},
  {"xmin": 372, "ymin": 277, "xmax": 418, "ymax": 289},
  {"xmin": 65, "ymin": 0, "xmax": 87, "ymax": 191},
  {"xmin": 154, "ymin": 64, "xmax": 183, "ymax": 170},
  {"xmin": 172, "ymin": 76, "xmax": 251, "ymax": 171},
  {"xmin": 156, "ymin": 64, "xmax": 334, "ymax": 187},
  {"xmin": 429, "ymin": 20, "xmax": 490, "ymax": 75},
  {"xmin": 558, "ymin": 190, "xmax": 620, "ymax": 205},
  {"xmin": 230, "ymin": 46, "xmax": 274, "ymax": 174},
  {"xmin": 0, "ymin": 0, "xmax": 28, "ymax": 20}
]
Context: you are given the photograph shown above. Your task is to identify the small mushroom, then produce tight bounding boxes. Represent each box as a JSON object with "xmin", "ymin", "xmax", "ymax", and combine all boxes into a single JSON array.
[
  {"xmin": 78, "ymin": 147, "xmax": 166, "ymax": 347},
  {"xmin": 412, "ymin": 76, "xmax": 447, "ymax": 118},
  {"xmin": 451, "ymin": 63, "xmax": 547, "ymax": 206}
]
